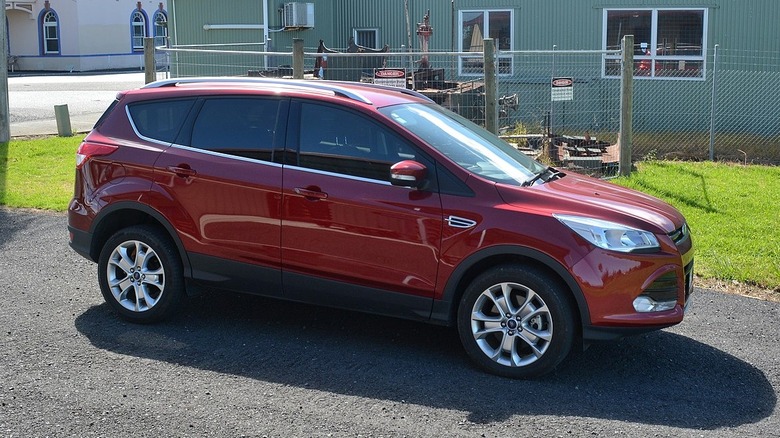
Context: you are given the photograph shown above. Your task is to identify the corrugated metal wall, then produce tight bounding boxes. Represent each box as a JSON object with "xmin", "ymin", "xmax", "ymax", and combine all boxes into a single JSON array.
[
  {"xmin": 164, "ymin": 0, "xmax": 780, "ymax": 155},
  {"xmin": 169, "ymin": 0, "xmax": 780, "ymax": 54}
]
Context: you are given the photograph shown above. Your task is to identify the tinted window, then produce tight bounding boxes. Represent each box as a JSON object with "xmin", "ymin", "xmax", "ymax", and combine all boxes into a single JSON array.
[
  {"xmin": 128, "ymin": 99, "xmax": 195, "ymax": 143},
  {"xmin": 94, "ymin": 99, "xmax": 120, "ymax": 130},
  {"xmin": 190, "ymin": 97, "xmax": 281, "ymax": 161},
  {"xmin": 297, "ymin": 103, "xmax": 421, "ymax": 181}
]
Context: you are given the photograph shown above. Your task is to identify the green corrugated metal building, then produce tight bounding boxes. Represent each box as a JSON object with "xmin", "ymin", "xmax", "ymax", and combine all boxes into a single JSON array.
[
  {"xmin": 165, "ymin": 1, "xmax": 779, "ymax": 160},
  {"xmin": 166, "ymin": 0, "xmax": 780, "ymax": 59}
]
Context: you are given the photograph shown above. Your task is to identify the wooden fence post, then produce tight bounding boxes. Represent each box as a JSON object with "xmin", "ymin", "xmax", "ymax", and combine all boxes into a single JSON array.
[
  {"xmin": 144, "ymin": 37, "xmax": 156, "ymax": 84},
  {"xmin": 483, "ymin": 38, "xmax": 498, "ymax": 134},
  {"xmin": 619, "ymin": 35, "xmax": 634, "ymax": 176},
  {"xmin": 293, "ymin": 39, "xmax": 304, "ymax": 79}
]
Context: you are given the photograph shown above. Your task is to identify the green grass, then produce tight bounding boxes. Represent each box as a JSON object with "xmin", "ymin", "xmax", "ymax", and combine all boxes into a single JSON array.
[
  {"xmin": 0, "ymin": 136, "xmax": 83, "ymax": 211},
  {"xmin": 1, "ymin": 137, "xmax": 778, "ymax": 291},
  {"xmin": 613, "ymin": 161, "xmax": 780, "ymax": 291}
]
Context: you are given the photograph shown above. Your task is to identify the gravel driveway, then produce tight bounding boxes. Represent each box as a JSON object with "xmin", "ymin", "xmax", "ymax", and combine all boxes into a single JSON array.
[{"xmin": 1, "ymin": 208, "xmax": 778, "ymax": 437}]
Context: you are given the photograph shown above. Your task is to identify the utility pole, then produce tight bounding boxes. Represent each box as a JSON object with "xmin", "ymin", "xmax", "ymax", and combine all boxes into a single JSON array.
[{"xmin": 0, "ymin": 4, "xmax": 10, "ymax": 143}]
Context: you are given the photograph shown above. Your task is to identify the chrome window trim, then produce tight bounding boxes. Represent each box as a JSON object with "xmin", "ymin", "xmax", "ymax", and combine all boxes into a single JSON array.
[
  {"xmin": 285, "ymin": 164, "xmax": 393, "ymax": 187},
  {"xmin": 167, "ymin": 143, "xmax": 284, "ymax": 168}
]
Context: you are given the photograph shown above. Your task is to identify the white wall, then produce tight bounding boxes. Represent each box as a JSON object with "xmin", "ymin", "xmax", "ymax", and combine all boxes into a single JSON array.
[{"xmin": 6, "ymin": 0, "xmax": 167, "ymax": 71}]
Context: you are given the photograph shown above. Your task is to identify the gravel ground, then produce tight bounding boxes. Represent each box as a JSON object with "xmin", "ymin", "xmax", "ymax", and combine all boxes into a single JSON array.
[{"xmin": 1, "ymin": 207, "xmax": 778, "ymax": 437}]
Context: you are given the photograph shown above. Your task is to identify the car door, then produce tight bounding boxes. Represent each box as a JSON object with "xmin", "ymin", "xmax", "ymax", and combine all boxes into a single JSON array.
[
  {"xmin": 280, "ymin": 101, "xmax": 443, "ymax": 319},
  {"xmin": 152, "ymin": 96, "xmax": 288, "ymax": 295}
]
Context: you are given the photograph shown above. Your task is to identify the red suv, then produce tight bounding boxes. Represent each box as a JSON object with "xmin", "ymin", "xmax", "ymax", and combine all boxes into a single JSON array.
[{"xmin": 68, "ymin": 78, "xmax": 694, "ymax": 378}]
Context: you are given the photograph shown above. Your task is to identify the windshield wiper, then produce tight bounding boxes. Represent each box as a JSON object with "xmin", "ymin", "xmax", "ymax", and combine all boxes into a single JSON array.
[{"xmin": 522, "ymin": 166, "xmax": 565, "ymax": 187}]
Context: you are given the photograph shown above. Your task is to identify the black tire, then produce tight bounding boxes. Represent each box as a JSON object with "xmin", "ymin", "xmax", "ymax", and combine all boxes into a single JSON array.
[
  {"xmin": 97, "ymin": 225, "xmax": 185, "ymax": 323},
  {"xmin": 456, "ymin": 264, "xmax": 576, "ymax": 378}
]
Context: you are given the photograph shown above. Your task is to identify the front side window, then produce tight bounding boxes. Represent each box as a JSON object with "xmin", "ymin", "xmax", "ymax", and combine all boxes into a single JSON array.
[
  {"xmin": 131, "ymin": 10, "xmax": 148, "ymax": 52},
  {"xmin": 40, "ymin": 10, "xmax": 60, "ymax": 55},
  {"xmin": 297, "ymin": 103, "xmax": 422, "ymax": 182},
  {"xmin": 380, "ymin": 103, "xmax": 544, "ymax": 186},
  {"xmin": 604, "ymin": 8, "xmax": 707, "ymax": 79},
  {"xmin": 459, "ymin": 10, "xmax": 513, "ymax": 75}
]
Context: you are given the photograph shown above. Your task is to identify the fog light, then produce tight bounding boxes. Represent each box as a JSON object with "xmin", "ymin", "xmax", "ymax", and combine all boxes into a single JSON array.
[{"xmin": 633, "ymin": 296, "xmax": 676, "ymax": 313}]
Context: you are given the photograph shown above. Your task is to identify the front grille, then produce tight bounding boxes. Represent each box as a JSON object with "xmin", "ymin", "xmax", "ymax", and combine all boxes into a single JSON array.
[{"xmin": 669, "ymin": 223, "xmax": 690, "ymax": 246}]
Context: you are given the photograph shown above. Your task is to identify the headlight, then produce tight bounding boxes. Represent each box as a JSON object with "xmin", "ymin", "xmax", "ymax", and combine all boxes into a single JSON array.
[{"xmin": 554, "ymin": 214, "xmax": 660, "ymax": 253}]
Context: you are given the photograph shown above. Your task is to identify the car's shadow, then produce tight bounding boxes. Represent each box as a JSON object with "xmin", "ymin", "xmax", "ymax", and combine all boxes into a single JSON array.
[
  {"xmin": 75, "ymin": 290, "xmax": 776, "ymax": 429},
  {"xmin": 0, "ymin": 207, "xmax": 33, "ymax": 249}
]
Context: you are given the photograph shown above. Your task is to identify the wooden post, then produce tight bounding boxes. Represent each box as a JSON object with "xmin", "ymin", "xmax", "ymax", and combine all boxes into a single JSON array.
[
  {"xmin": 144, "ymin": 37, "xmax": 156, "ymax": 84},
  {"xmin": 619, "ymin": 35, "xmax": 634, "ymax": 177},
  {"xmin": 0, "ymin": 4, "xmax": 10, "ymax": 143},
  {"xmin": 55, "ymin": 104, "xmax": 73, "ymax": 137},
  {"xmin": 483, "ymin": 38, "xmax": 498, "ymax": 134},
  {"xmin": 293, "ymin": 39, "xmax": 304, "ymax": 79}
]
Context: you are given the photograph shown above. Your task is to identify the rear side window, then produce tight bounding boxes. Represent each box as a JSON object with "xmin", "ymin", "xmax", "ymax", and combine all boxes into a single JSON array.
[
  {"xmin": 128, "ymin": 99, "xmax": 196, "ymax": 143},
  {"xmin": 190, "ymin": 97, "xmax": 282, "ymax": 162}
]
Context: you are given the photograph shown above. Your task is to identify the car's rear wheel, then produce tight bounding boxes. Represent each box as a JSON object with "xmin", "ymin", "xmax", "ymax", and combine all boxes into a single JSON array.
[
  {"xmin": 457, "ymin": 265, "xmax": 575, "ymax": 378},
  {"xmin": 97, "ymin": 225, "xmax": 184, "ymax": 323}
]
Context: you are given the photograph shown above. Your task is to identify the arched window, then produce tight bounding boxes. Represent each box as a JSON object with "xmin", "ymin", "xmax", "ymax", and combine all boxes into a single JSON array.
[
  {"xmin": 40, "ymin": 9, "xmax": 60, "ymax": 55},
  {"xmin": 153, "ymin": 10, "xmax": 168, "ymax": 48},
  {"xmin": 131, "ymin": 10, "xmax": 148, "ymax": 52}
]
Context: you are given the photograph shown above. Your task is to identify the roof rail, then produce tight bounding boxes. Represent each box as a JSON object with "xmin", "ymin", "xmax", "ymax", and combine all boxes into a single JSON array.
[
  {"xmin": 326, "ymin": 80, "xmax": 435, "ymax": 103},
  {"xmin": 143, "ymin": 77, "xmax": 374, "ymax": 105}
]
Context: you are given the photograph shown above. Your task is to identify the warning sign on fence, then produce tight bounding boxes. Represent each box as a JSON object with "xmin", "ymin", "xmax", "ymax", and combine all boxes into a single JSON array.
[
  {"xmin": 374, "ymin": 68, "xmax": 407, "ymax": 88},
  {"xmin": 551, "ymin": 77, "xmax": 574, "ymax": 101}
]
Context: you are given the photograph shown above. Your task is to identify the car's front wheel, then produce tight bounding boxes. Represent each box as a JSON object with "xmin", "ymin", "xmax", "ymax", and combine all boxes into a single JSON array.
[
  {"xmin": 97, "ymin": 225, "xmax": 184, "ymax": 323},
  {"xmin": 457, "ymin": 265, "xmax": 575, "ymax": 378}
]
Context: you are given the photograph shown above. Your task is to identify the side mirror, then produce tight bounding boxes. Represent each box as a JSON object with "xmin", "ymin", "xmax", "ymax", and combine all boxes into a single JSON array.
[{"xmin": 390, "ymin": 160, "xmax": 427, "ymax": 188}]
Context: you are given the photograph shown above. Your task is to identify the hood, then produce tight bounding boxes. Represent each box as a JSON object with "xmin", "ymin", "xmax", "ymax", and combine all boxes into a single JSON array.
[{"xmin": 496, "ymin": 173, "xmax": 685, "ymax": 234}]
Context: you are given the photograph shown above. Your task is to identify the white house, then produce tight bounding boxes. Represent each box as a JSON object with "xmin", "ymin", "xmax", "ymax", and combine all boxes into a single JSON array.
[{"xmin": 6, "ymin": 0, "xmax": 168, "ymax": 72}]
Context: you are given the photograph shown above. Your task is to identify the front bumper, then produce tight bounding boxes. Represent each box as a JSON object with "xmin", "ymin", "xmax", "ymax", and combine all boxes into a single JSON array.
[{"xmin": 574, "ymin": 241, "xmax": 694, "ymax": 340}]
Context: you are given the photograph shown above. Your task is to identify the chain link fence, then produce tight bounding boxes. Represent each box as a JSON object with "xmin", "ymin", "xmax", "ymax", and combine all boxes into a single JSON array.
[{"xmin": 156, "ymin": 42, "xmax": 780, "ymax": 174}]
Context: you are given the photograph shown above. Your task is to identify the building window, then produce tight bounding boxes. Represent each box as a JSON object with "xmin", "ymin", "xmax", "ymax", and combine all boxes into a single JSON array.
[
  {"xmin": 153, "ymin": 10, "xmax": 168, "ymax": 48},
  {"xmin": 458, "ymin": 10, "xmax": 513, "ymax": 76},
  {"xmin": 131, "ymin": 9, "xmax": 148, "ymax": 52},
  {"xmin": 40, "ymin": 9, "xmax": 60, "ymax": 55},
  {"xmin": 603, "ymin": 8, "xmax": 707, "ymax": 80},
  {"xmin": 353, "ymin": 28, "xmax": 379, "ymax": 49}
]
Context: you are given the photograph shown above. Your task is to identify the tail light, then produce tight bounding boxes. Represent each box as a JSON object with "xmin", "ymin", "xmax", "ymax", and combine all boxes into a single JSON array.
[{"xmin": 76, "ymin": 142, "xmax": 118, "ymax": 169}]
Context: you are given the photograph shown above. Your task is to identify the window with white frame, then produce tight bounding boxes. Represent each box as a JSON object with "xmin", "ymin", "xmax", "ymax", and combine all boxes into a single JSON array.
[
  {"xmin": 603, "ymin": 8, "xmax": 707, "ymax": 79},
  {"xmin": 353, "ymin": 28, "xmax": 379, "ymax": 49},
  {"xmin": 459, "ymin": 9, "xmax": 513, "ymax": 76},
  {"xmin": 41, "ymin": 10, "xmax": 60, "ymax": 55},
  {"xmin": 153, "ymin": 10, "xmax": 168, "ymax": 48},
  {"xmin": 131, "ymin": 10, "xmax": 147, "ymax": 52}
]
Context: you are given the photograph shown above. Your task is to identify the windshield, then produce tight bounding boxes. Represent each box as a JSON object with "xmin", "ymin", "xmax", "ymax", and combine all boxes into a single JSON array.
[{"xmin": 379, "ymin": 103, "xmax": 546, "ymax": 186}]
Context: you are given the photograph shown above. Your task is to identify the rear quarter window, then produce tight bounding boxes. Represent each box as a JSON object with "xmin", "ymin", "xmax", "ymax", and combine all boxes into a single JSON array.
[
  {"xmin": 127, "ymin": 99, "xmax": 196, "ymax": 143},
  {"xmin": 93, "ymin": 99, "xmax": 120, "ymax": 130}
]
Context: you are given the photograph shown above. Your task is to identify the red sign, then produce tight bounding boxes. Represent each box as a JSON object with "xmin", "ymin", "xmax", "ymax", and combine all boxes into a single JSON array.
[
  {"xmin": 552, "ymin": 78, "xmax": 573, "ymax": 87},
  {"xmin": 375, "ymin": 69, "xmax": 406, "ymax": 79}
]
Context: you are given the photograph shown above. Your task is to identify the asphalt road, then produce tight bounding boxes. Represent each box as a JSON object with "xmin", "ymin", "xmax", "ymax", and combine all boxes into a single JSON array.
[
  {"xmin": 8, "ymin": 72, "xmax": 148, "ymax": 137},
  {"xmin": 0, "ymin": 208, "xmax": 778, "ymax": 437}
]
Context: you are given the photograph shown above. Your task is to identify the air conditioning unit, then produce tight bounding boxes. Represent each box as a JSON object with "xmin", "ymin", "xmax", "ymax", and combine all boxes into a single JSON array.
[{"xmin": 283, "ymin": 3, "xmax": 314, "ymax": 29}]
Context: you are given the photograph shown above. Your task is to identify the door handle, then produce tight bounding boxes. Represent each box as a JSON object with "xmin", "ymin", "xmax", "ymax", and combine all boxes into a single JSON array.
[
  {"xmin": 167, "ymin": 165, "xmax": 197, "ymax": 178},
  {"xmin": 294, "ymin": 187, "xmax": 328, "ymax": 200}
]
